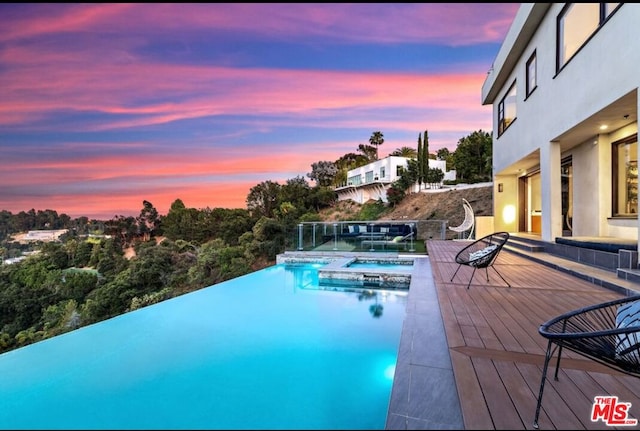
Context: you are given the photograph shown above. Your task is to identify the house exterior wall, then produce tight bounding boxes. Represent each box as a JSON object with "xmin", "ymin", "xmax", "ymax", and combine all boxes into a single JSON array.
[{"xmin": 482, "ymin": 3, "xmax": 639, "ymax": 249}]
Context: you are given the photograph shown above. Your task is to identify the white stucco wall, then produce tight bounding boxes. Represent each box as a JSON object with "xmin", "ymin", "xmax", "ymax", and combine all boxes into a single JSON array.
[
  {"xmin": 490, "ymin": 5, "xmax": 640, "ymax": 178},
  {"xmin": 483, "ymin": 3, "xmax": 639, "ymax": 243}
]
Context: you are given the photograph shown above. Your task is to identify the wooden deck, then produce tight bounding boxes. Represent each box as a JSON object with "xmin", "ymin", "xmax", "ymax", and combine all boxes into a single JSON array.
[{"xmin": 426, "ymin": 239, "xmax": 640, "ymax": 430}]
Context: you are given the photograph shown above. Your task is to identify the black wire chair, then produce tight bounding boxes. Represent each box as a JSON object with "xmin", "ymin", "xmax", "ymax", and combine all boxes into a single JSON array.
[
  {"xmin": 450, "ymin": 231, "xmax": 511, "ymax": 289},
  {"xmin": 533, "ymin": 295, "xmax": 640, "ymax": 429}
]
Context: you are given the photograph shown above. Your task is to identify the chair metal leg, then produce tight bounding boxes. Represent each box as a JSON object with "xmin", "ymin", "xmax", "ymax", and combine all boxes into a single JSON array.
[
  {"xmin": 553, "ymin": 344, "xmax": 564, "ymax": 381},
  {"xmin": 450, "ymin": 264, "xmax": 462, "ymax": 282},
  {"xmin": 534, "ymin": 340, "xmax": 557, "ymax": 429},
  {"xmin": 466, "ymin": 267, "xmax": 476, "ymax": 289},
  {"xmin": 491, "ymin": 265, "xmax": 511, "ymax": 288}
]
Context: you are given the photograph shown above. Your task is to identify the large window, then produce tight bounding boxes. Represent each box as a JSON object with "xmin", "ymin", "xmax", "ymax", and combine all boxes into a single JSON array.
[
  {"xmin": 498, "ymin": 81, "xmax": 517, "ymax": 136},
  {"xmin": 613, "ymin": 135, "xmax": 638, "ymax": 217},
  {"xmin": 526, "ymin": 51, "xmax": 537, "ymax": 97},
  {"xmin": 365, "ymin": 170, "xmax": 374, "ymax": 183},
  {"xmin": 557, "ymin": 3, "xmax": 623, "ymax": 71}
]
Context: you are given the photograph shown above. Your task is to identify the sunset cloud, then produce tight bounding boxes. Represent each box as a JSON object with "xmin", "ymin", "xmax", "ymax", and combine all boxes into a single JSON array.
[{"xmin": 0, "ymin": 3, "xmax": 520, "ymax": 219}]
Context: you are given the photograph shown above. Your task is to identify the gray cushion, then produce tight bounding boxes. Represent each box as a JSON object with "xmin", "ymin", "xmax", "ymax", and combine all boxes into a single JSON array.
[{"xmin": 469, "ymin": 245, "xmax": 496, "ymax": 261}]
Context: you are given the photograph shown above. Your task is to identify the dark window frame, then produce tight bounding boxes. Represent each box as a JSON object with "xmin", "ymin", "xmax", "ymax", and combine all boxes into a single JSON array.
[
  {"xmin": 498, "ymin": 80, "xmax": 517, "ymax": 137},
  {"xmin": 556, "ymin": 3, "xmax": 623, "ymax": 74},
  {"xmin": 526, "ymin": 50, "xmax": 537, "ymax": 98},
  {"xmin": 612, "ymin": 133, "xmax": 638, "ymax": 218}
]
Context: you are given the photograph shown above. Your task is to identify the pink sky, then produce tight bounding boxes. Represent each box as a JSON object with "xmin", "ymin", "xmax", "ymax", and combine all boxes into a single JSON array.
[{"xmin": 0, "ymin": 3, "xmax": 521, "ymax": 220}]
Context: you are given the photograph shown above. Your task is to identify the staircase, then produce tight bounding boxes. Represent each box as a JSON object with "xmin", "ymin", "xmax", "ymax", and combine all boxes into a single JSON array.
[{"xmin": 504, "ymin": 234, "xmax": 640, "ymax": 295}]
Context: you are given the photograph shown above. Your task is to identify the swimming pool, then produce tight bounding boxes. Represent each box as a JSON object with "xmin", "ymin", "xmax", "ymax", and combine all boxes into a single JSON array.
[{"xmin": 0, "ymin": 262, "xmax": 408, "ymax": 430}]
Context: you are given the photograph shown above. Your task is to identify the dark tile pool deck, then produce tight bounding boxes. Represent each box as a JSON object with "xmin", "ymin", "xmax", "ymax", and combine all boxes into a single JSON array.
[{"xmin": 385, "ymin": 256, "xmax": 464, "ymax": 429}]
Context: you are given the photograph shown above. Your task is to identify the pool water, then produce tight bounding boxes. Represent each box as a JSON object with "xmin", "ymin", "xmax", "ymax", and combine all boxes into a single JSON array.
[{"xmin": 0, "ymin": 263, "xmax": 408, "ymax": 430}]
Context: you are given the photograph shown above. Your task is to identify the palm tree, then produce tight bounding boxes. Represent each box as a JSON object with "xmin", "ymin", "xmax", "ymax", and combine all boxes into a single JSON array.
[
  {"xmin": 390, "ymin": 146, "xmax": 417, "ymax": 158},
  {"xmin": 368, "ymin": 131, "xmax": 384, "ymax": 160}
]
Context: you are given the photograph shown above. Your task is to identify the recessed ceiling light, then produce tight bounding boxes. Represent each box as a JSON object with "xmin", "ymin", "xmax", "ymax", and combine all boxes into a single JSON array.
[{"xmin": 599, "ymin": 125, "xmax": 608, "ymax": 130}]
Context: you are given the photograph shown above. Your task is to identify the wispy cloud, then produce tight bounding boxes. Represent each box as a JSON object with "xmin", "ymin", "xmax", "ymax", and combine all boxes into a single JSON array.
[{"xmin": 0, "ymin": 3, "xmax": 520, "ymax": 219}]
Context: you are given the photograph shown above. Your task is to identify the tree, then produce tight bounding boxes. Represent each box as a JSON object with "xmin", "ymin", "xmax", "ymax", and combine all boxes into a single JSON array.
[
  {"xmin": 250, "ymin": 216, "xmax": 287, "ymax": 260},
  {"xmin": 368, "ymin": 130, "xmax": 384, "ymax": 160},
  {"xmin": 453, "ymin": 130, "xmax": 493, "ymax": 182},
  {"xmin": 246, "ymin": 180, "xmax": 281, "ymax": 219},
  {"xmin": 334, "ymin": 152, "xmax": 368, "ymax": 170},
  {"xmin": 389, "ymin": 146, "xmax": 417, "ymax": 158},
  {"xmin": 161, "ymin": 199, "xmax": 200, "ymax": 242},
  {"xmin": 388, "ymin": 158, "xmax": 419, "ymax": 203},
  {"xmin": 386, "ymin": 158, "xmax": 419, "ymax": 205},
  {"xmin": 104, "ymin": 215, "xmax": 137, "ymax": 246},
  {"xmin": 307, "ymin": 186, "xmax": 337, "ymax": 212},
  {"xmin": 417, "ymin": 133, "xmax": 424, "ymax": 190},
  {"xmin": 386, "ymin": 181, "xmax": 406, "ymax": 207},
  {"xmin": 357, "ymin": 143, "xmax": 377, "ymax": 162},
  {"xmin": 137, "ymin": 200, "xmax": 160, "ymax": 241},
  {"xmin": 436, "ymin": 147, "xmax": 454, "ymax": 171},
  {"xmin": 307, "ymin": 161, "xmax": 338, "ymax": 187},
  {"xmin": 421, "ymin": 130, "xmax": 430, "ymax": 185},
  {"xmin": 425, "ymin": 167, "xmax": 445, "ymax": 188},
  {"xmin": 402, "ymin": 159, "xmax": 420, "ymax": 192}
]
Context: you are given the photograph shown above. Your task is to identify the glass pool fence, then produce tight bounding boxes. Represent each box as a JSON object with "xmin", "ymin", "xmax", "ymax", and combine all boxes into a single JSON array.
[{"xmin": 286, "ymin": 220, "xmax": 449, "ymax": 253}]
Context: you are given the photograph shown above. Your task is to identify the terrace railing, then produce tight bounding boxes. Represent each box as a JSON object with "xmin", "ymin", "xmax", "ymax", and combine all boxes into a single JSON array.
[{"xmin": 288, "ymin": 220, "xmax": 449, "ymax": 253}]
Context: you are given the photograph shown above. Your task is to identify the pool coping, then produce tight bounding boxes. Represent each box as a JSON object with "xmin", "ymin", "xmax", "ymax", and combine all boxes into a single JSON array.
[
  {"xmin": 276, "ymin": 251, "xmax": 463, "ymax": 429},
  {"xmin": 384, "ymin": 255, "xmax": 463, "ymax": 429}
]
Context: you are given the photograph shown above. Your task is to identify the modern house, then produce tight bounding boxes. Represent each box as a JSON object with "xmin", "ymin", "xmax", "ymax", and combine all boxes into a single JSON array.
[
  {"xmin": 481, "ymin": 3, "xmax": 638, "ymax": 254},
  {"xmin": 335, "ymin": 155, "xmax": 454, "ymax": 204}
]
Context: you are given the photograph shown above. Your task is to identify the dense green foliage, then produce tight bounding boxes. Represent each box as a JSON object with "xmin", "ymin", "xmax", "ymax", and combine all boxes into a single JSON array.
[
  {"xmin": 452, "ymin": 130, "xmax": 493, "ymax": 182},
  {"xmin": 0, "ymin": 180, "xmax": 337, "ymax": 354}
]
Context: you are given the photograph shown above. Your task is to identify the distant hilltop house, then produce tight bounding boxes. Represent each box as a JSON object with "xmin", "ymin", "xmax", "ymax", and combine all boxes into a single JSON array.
[
  {"xmin": 13, "ymin": 229, "xmax": 69, "ymax": 243},
  {"xmin": 334, "ymin": 155, "xmax": 456, "ymax": 204}
]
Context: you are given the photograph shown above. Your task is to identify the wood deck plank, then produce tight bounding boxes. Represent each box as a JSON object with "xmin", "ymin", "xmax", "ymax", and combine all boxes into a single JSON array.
[
  {"xmin": 426, "ymin": 239, "xmax": 640, "ymax": 430},
  {"xmin": 472, "ymin": 356, "xmax": 523, "ymax": 429},
  {"xmin": 449, "ymin": 349, "xmax": 495, "ymax": 430}
]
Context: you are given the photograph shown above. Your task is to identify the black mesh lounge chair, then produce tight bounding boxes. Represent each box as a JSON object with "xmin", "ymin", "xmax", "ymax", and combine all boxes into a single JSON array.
[
  {"xmin": 533, "ymin": 295, "xmax": 640, "ymax": 429},
  {"xmin": 450, "ymin": 231, "xmax": 510, "ymax": 289}
]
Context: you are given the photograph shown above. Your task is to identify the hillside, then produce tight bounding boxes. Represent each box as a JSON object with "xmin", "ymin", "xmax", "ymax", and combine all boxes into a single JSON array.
[
  {"xmin": 380, "ymin": 184, "xmax": 493, "ymax": 221},
  {"xmin": 319, "ymin": 184, "xmax": 493, "ymax": 239}
]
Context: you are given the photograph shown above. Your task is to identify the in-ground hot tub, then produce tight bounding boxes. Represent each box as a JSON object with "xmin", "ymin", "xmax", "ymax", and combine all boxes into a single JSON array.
[{"xmin": 318, "ymin": 257, "xmax": 414, "ymax": 289}]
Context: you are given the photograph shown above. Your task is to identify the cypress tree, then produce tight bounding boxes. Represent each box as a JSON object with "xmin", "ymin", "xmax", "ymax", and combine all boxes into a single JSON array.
[
  {"xmin": 417, "ymin": 133, "xmax": 423, "ymax": 190},
  {"xmin": 422, "ymin": 130, "xmax": 430, "ymax": 187}
]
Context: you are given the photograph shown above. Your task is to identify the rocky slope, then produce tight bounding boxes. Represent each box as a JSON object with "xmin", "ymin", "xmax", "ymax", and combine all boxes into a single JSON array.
[{"xmin": 381, "ymin": 184, "xmax": 493, "ymax": 222}]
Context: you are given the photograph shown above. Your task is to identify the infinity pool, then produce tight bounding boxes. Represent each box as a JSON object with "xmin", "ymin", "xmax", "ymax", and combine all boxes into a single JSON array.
[{"xmin": 0, "ymin": 262, "xmax": 408, "ymax": 430}]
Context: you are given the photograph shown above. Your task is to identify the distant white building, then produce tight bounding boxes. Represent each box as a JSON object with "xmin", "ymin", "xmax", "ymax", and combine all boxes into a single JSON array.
[
  {"xmin": 11, "ymin": 229, "xmax": 69, "ymax": 243},
  {"xmin": 334, "ymin": 156, "xmax": 455, "ymax": 204},
  {"xmin": 2, "ymin": 251, "xmax": 40, "ymax": 265},
  {"xmin": 2, "ymin": 256, "xmax": 27, "ymax": 265}
]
